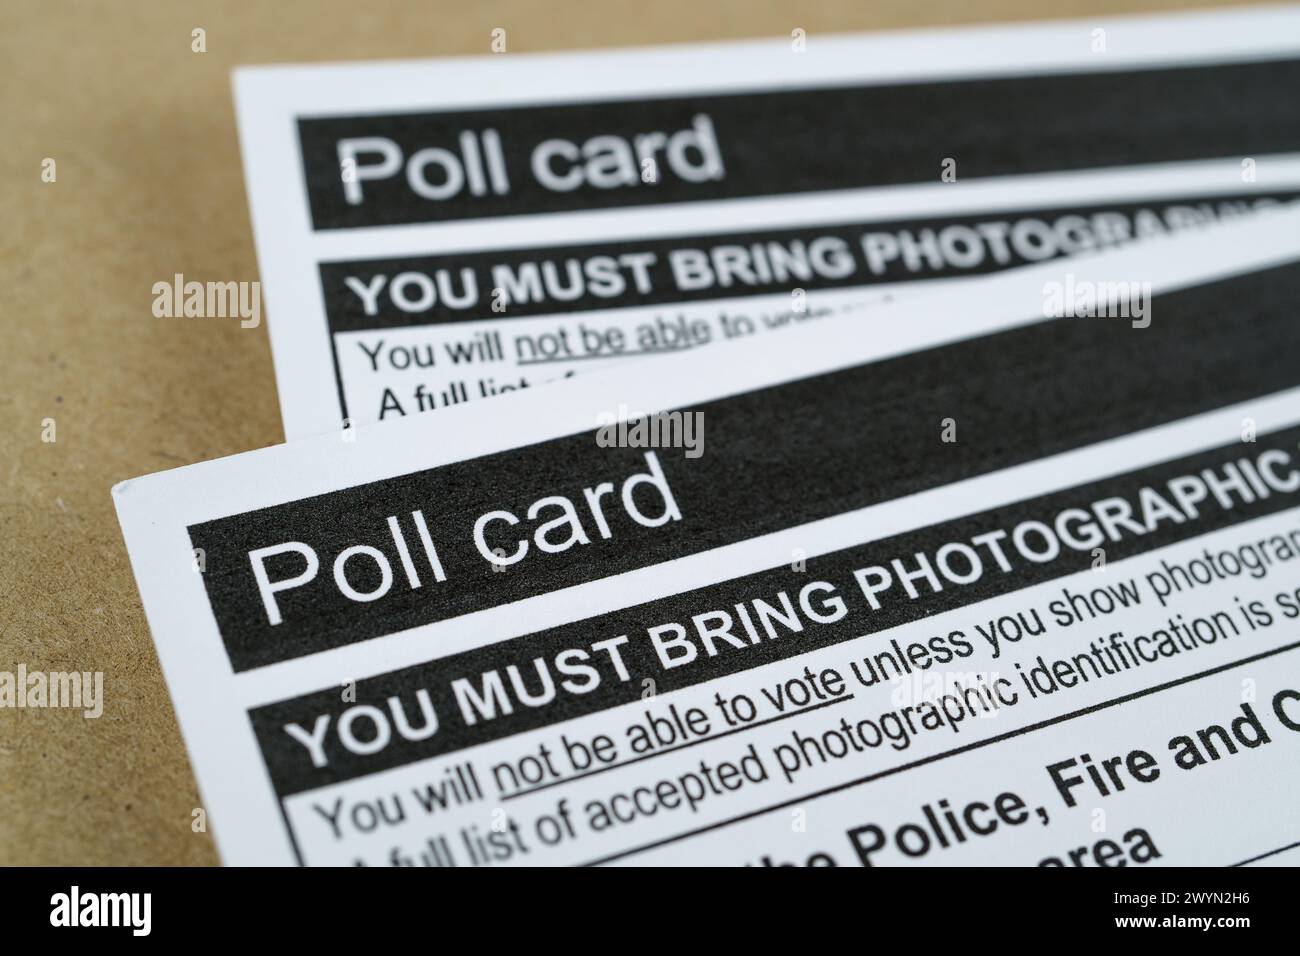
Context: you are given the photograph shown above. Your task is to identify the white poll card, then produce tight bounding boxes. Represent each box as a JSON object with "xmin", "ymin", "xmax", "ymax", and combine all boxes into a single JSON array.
[
  {"xmin": 117, "ymin": 208, "xmax": 1300, "ymax": 866},
  {"xmin": 232, "ymin": 7, "xmax": 1300, "ymax": 439}
]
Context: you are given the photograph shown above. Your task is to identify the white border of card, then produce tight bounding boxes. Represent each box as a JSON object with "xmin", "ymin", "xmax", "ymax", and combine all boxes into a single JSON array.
[
  {"xmin": 118, "ymin": 206, "xmax": 1300, "ymax": 864},
  {"xmin": 233, "ymin": 7, "xmax": 1300, "ymax": 439}
]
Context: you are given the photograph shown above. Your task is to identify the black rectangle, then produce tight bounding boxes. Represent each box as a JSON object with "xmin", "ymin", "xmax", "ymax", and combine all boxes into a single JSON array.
[
  {"xmin": 318, "ymin": 193, "xmax": 1296, "ymax": 332},
  {"xmin": 189, "ymin": 262, "xmax": 1300, "ymax": 672},
  {"xmin": 298, "ymin": 59, "xmax": 1300, "ymax": 229}
]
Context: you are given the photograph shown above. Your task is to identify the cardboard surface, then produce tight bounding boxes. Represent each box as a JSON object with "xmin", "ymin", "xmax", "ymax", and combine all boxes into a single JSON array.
[{"xmin": 0, "ymin": 0, "xmax": 1253, "ymax": 865}]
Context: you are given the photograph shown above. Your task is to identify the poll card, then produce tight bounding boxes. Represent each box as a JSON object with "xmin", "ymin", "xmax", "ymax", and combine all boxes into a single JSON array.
[
  {"xmin": 117, "ymin": 207, "xmax": 1300, "ymax": 866},
  {"xmin": 232, "ymin": 7, "xmax": 1300, "ymax": 438}
]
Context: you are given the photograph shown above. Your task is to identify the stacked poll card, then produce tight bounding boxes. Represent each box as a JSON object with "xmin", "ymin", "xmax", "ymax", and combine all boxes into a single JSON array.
[{"xmin": 117, "ymin": 8, "xmax": 1300, "ymax": 866}]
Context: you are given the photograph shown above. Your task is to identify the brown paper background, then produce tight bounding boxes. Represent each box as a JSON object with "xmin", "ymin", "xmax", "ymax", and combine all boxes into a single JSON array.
[{"xmin": 0, "ymin": 0, "xmax": 1260, "ymax": 865}]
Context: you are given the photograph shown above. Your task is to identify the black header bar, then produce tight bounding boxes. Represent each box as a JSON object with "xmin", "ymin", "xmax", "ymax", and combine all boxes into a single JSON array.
[
  {"xmin": 298, "ymin": 59, "xmax": 1300, "ymax": 229},
  {"xmin": 318, "ymin": 193, "xmax": 1296, "ymax": 332}
]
